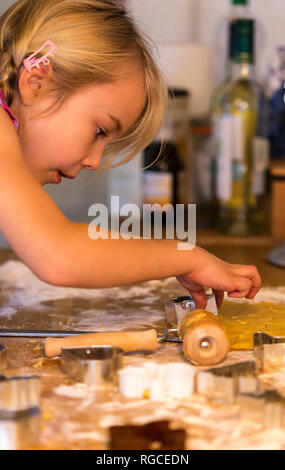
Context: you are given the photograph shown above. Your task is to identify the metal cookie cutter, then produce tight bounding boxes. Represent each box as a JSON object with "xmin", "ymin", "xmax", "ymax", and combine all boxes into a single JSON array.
[
  {"xmin": 196, "ymin": 361, "xmax": 260, "ymax": 404},
  {"xmin": 165, "ymin": 292, "xmax": 218, "ymax": 329},
  {"xmin": 61, "ymin": 345, "xmax": 124, "ymax": 386},
  {"xmin": 0, "ymin": 374, "xmax": 41, "ymax": 450},
  {"xmin": 253, "ymin": 331, "xmax": 285, "ymax": 372},
  {"xmin": 163, "ymin": 292, "xmax": 218, "ymax": 342}
]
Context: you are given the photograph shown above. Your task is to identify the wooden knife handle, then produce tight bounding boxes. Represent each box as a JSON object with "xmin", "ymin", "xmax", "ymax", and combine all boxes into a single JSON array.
[{"xmin": 45, "ymin": 329, "xmax": 158, "ymax": 357}]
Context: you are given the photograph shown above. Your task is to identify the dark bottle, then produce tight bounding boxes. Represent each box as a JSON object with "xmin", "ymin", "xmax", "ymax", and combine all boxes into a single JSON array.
[
  {"xmin": 143, "ymin": 140, "xmax": 182, "ymax": 208},
  {"xmin": 142, "ymin": 88, "xmax": 190, "ymax": 210}
]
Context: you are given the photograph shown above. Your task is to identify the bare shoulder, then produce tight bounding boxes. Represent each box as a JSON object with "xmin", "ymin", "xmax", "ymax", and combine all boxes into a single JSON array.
[{"xmin": 0, "ymin": 105, "xmax": 17, "ymax": 130}]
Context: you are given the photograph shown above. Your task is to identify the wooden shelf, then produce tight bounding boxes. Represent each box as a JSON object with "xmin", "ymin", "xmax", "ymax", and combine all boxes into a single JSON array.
[{"xmin": 196, "ymin": 229, "xmax": 282, "ymax": 247}]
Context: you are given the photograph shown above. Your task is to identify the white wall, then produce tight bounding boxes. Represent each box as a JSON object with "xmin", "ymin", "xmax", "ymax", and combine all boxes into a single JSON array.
[
  {"xmin": 129, "ymin": 0, "xmax": 285, "ymax": 83},
  {"xmin": 128, "ymin": 0, "xmax": 200, "ymax": 43},
  {"xmin": 0, "ymin": 0, "xmax": 15, "ymax": 12}
]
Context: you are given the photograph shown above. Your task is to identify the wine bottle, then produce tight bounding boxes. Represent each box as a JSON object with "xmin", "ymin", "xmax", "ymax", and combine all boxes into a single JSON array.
[
  {"xmin": 212, "ymin": 19, "xmax": 270, "ymax": 236},
  {"xmin": 212, "ymin": 0, "xmax": 251, "ymax": 114}
]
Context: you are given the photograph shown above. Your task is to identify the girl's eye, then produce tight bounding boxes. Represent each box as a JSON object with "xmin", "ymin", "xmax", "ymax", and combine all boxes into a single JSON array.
[{"xmin": 96, "ymin": 127, "xmax": 107, "ymax": 138}]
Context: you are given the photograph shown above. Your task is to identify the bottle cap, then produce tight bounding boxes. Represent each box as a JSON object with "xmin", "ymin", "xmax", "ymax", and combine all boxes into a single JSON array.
[
  {"xmin": 168, "ymin": 88, "xmax": 190, "ymax": 98},
  {"xmin": 232, "ymin": 0, "xmax": 248, "ymax": 5},
  {"xmin": 232, "ymin": 18, "xmax": 254, "ymax": 64}
]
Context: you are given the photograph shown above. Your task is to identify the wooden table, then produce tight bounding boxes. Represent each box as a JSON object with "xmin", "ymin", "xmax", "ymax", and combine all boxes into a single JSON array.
[{"xmin": 0, "ymin": 232, "xmax": 284, "ymax": 450}]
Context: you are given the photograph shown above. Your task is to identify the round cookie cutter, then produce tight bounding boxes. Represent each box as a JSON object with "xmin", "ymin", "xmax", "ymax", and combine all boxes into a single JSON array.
[{"xmin": 61, "ymin": 345, "xmax": 124, "ymax": 386}]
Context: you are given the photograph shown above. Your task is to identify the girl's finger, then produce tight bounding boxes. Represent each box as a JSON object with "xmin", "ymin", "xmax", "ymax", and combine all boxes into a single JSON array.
[
  {"xmin": 188, "ymin": 289, "xmax": 207, "ymax": 309},
  {"xmin": 231, "ymin": 275, "xmax": 253, "ymax": 297},
  {"xmin": 228, "ymin": 291, "xmax": 243, "ymax": 298},
  {"xmin": 213, "ymin": 289, "xmax": 224, "ymax": 308},
  {"xmin": 245, "ymin": 286, "xmax": 260, "ymax": 299},
  {"xmin": 234, "ymin": 265, "xmax": 262, "ymax": 292}
]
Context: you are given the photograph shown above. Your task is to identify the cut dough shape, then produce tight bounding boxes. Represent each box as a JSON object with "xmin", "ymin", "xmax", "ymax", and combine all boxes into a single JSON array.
[{"xmin": 219, "ymin": 301, "xmax": 285, "ymax": 350}]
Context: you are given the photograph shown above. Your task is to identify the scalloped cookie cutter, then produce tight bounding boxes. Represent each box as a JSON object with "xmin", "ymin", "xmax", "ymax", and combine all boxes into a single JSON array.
[
  {"xmin": 253, "ymin": 331, "xmax": 285, "ymax": 372},
  {"xmin": 196, "ymin": 361, "xmax": 260, "ymax": 403}
]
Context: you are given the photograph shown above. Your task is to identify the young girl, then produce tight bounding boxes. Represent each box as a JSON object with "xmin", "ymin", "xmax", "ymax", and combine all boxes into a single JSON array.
[{"xmin": 0, "ymin": 0, "xmax": 261, "ymax": 310}]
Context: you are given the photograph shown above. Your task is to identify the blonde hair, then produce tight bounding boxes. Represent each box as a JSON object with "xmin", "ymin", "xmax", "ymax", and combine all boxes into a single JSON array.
[{"xmin": 0, "ymin": 0, "xmax": 167, "ymax": 168}]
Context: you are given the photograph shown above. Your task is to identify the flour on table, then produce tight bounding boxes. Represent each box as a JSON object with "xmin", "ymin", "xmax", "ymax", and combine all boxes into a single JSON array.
[
  {"xmin": 0, "ymin": 261, "xmax": 173, "ymax": 326},
  {"xmin": 0, "ymin": 306, "xmax": 17, "ymax": 317},
  {"xmin": 0, "ymin": 260, "xmax": 169, "ymax": 303}
]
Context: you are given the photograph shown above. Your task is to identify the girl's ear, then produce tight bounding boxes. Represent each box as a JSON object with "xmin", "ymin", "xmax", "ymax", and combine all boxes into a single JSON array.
[{"xmin": 18, "ymin": 65, "xmax": 51, "ymax": 105}]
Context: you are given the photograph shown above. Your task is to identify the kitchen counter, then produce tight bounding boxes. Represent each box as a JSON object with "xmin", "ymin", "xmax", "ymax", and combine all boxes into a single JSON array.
[{"xmin": 0, "ymin": 234, "xmax": 284, "ymax": 450}]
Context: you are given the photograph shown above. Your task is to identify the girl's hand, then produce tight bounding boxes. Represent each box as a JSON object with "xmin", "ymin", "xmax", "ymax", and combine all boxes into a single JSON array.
[{"xmin": 176, "ymin": 246, "xmax": 262, "ymax": 309}]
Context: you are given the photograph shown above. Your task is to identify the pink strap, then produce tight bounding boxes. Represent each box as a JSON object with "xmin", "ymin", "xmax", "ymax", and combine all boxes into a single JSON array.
[{"xmin": 0, "ymin": 90, "xmax": 19, "ymax": 129}]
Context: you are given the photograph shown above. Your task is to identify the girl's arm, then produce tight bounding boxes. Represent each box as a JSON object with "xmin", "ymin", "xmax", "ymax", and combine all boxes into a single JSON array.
[
  {"xmin": 0, "ymin": 109, "xmax": 261, "ymax": 306},
  {"xmin": 61, "ymin": 222, "xmax": 261, "ymax": 308}
]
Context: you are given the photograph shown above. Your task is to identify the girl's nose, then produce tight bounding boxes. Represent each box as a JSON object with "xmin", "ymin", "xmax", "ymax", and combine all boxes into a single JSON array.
[{"xmin": 81, "ymin": 146, "xmax": 104, "ymax": 170}]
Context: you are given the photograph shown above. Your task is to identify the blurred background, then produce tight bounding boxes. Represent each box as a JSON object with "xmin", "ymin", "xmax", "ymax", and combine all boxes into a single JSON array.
[{"xmin": 1, "ymin": 0, "xmax": 285, "ymax": 250}]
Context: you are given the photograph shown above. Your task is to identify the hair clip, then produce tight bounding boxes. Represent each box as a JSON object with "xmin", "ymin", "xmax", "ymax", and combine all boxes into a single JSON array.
[{"xmin": 23, "ymin": 40, "xmax": 58, "ymax": 73}]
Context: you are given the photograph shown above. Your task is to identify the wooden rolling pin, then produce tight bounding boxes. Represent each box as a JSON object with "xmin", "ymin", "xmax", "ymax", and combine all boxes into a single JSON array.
[
  {"xmin": 179, "ymin": 309, "xmax": 230, "ymax": 366},
  {"xmin": 45, "ymin": 329, "xmax": 158, "ymax": 358}
]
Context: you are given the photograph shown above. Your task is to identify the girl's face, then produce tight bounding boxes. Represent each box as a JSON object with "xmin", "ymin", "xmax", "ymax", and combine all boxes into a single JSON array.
[{"xmin": 15, "ymin": 70, "xmax": 146, "ymax": 185}]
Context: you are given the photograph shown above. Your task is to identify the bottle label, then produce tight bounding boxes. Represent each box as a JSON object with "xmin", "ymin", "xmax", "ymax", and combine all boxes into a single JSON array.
[
  {"xmin": 232, "ymin": 114, "xmax": 244, "ymax": 162},
  {"xmin": 214, "ymin": 114, "xmax": 234, "ymax": 202},
  {"xmin": 214, "ymin": 112, "xmax": 267, "ymax": 204}
]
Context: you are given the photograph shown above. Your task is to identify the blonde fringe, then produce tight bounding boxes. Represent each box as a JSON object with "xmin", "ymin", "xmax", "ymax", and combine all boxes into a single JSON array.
[{"xmin": 0, "ymin": 0, "xmax": 167, "ymax": 167}]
